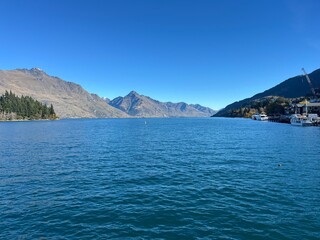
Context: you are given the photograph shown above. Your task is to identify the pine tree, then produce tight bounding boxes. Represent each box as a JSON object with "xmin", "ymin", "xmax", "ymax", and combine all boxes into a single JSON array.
[
  {"xmin": 0, "ymin": 91, "xmax": 57, "ymax": 120},
  {"xmin": 49, "ymin": 104, "xmax": 55, "ymax": 115}
]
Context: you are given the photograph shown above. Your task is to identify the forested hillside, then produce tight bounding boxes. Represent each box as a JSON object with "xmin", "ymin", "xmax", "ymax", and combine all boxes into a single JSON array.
[
  {"xmin": 215, "ymin": 68, "xmax": 320, "ymax": 117},
  {"xmin": 0, "ymin": 91, "xmax": 57, "ymax": 120}
]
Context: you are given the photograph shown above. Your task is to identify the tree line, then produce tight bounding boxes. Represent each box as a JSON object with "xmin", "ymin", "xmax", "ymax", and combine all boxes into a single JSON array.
[
  {"xmin": 0, "ymin": 90, "xmax": 57, "ymax": 120},
  {"xmin": 221, "ymin": 96, "xmax": 290, "ymax": 118}
]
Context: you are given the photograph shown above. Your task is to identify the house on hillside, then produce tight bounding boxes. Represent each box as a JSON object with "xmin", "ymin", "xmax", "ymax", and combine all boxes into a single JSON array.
[{"xmin": 288, "ymin": 102, "xmax": 320, "ymax": 115}]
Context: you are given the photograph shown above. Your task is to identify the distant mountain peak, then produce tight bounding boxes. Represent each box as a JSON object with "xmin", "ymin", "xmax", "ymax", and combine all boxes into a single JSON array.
[
  {"xmin": 128, "ymin": 90, "xmax": 140, "ymax": 96},
  {"xmin": 31, "ymin": 67, "xmax": 43, "ymax": 72},
  {"xmin": 17, "ymin": 67, "xmax": 44, "ymax": 72},
  {"xmin": 16, "ymin": 67, "xmax": 47, "ymax": 78},
  {"xmin": 109, "ymin": 91, "xmax": 216, "ymax": 117}
]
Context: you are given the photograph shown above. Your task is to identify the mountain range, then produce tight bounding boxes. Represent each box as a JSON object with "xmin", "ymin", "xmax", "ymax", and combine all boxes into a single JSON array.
[
  {"xmin": 0, "ymin": 68, "xmax": 127, "ymax": 118},
  {"xmin": 109, "ymin": 91, "xmax": 216, "ymax": 118},
  {"xmin": 0, "ymin": 68, "xmax": 215, "ymax": 118},
  {"xmin": 215, "ymin": 68, "xmax": 320, "ymax": 117}
]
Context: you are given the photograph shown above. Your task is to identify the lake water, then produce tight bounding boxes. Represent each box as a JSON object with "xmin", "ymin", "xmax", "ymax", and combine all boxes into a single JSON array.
[{"xmin": 0, "ymin": 118, "xmax": 319, "ymax": 239}]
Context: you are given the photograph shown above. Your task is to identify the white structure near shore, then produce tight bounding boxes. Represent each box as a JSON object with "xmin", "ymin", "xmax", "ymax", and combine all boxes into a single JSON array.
[{"xmin": 251, "ymin": 113, "xmax": 268, "ymax": 121}]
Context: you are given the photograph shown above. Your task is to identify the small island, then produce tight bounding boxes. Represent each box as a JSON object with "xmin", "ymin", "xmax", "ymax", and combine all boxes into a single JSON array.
[{"xmin": 0, "ymin": 90, "xmax": 57, "ymax": 121}]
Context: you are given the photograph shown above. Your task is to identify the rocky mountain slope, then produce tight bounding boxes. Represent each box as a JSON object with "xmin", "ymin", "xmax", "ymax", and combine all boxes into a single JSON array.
[
  {"xmin": 0, "ymin": 68, "xmax": 128, "ymax": 118},
  {"xmin": 215, "ymin": 68, "xmax": 320, "ymax": 117},
  {"xmin": 109, "ymin": 91, "xmax": 216, "ymax": 117}
]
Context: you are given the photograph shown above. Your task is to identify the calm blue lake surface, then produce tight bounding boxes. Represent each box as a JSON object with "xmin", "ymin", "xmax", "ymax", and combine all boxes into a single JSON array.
[{"xmin": 0, "ymin": 118, "xmax": 319, "ymax": 239}]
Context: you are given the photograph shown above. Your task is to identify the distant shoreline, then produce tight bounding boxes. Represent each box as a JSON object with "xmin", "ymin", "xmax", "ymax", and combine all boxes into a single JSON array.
[
  {"xmin": 0, "ymin": 118, "xmax": 59, "ymax": 122},
  {"xmin": 1, "ymin": 116, "xmax": 215, "ymax": 122}
]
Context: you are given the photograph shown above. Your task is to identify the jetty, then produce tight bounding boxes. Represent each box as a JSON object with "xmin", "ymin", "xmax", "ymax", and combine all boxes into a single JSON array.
[{"xmin": 255, "ymin": 101, "xmax": 320, "ymax": 126}]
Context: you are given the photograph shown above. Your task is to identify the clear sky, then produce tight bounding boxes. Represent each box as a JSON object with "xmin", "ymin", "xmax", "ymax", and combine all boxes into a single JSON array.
[{"xmin": 0, "ymin": 0, "xmax": 319, "ymax": 109}]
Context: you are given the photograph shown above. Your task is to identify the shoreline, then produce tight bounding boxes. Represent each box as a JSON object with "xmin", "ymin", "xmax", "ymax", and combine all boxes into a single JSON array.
[{"xmin": 0, "ymin": 118, "xmax": 59, "ymax": 122}]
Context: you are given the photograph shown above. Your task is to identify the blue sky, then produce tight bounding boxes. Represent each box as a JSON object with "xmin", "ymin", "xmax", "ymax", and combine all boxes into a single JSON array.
[{"xmin": 0, "ymin": 0, "xmax": 319, "ymax": 109}]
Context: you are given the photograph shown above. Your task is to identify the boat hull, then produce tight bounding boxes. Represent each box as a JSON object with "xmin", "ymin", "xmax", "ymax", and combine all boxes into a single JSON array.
[
  {"xmin": 290, "ymin": 114, "xmax": 313, "ymax": 126},
  {"xmin": 252, "ymin": 114, "xmax": 268, "ymax": 121},
  {"xmin": 290, "ymin": 121, "xmax": 313, "ymax": 127}
]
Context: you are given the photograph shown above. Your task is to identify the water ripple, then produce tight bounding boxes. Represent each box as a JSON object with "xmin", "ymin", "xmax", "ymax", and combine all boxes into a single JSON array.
[{"xmin": 0, "ymin": 118, "xmax": 320, "ymax": 239}]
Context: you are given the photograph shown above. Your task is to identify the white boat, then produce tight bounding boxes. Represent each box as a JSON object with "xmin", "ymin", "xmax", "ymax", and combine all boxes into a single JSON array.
[
  {"xmin": 290, "ymin": 100, "xmax": 315, "ymax": 126},
  {"xmin": 307, "ymin": 114, "xmax": 319, "ymax": 122},
  {"xmin": 290, "ymin": 114, "xmax": 313, "ymax": 126},
  {"xmin": 252, "ymin": 113, "xmax": 268, "ymax": 121}
]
